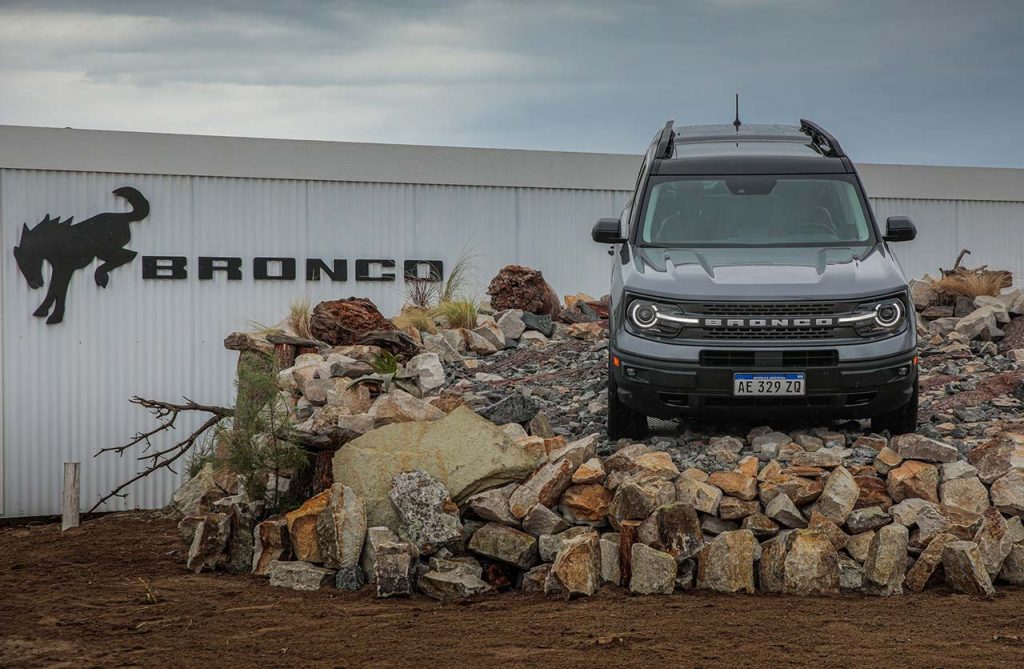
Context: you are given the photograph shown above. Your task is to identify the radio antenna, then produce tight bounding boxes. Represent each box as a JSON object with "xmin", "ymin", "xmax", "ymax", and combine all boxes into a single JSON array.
[{"xmin": 733, "ymin": 92, "xmax": 741, "ymax": 132}]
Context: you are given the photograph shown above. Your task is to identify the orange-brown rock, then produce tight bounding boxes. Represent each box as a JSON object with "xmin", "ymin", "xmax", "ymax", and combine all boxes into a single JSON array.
[
  {"xmin": 854, "ymin": 476, "xmax": 893, "ymax": 510},
  {"xmin": 285, "ymin": 489, "xmax": 331, "ymax": 563},
  {"xmin": 310, "ymin": 297, "xmax": 396, "ymax": 347},
  {"xmin": 486, "ymin": 265, "xmax": 561, "ymax": 317},
  {"xmin": 887, "ymin": 460, "xmax": 939, "ymax": 503},
  {"xmin": 759, "ymin": 475, "xmax": 823, "ymax": 507},
  {"xmin": 707, "ymin": 471, "xmax": 757, "ymax": 501},
  {"xmin": 559, "ymin": 484, "xmax": 613, "ymax": 523}
]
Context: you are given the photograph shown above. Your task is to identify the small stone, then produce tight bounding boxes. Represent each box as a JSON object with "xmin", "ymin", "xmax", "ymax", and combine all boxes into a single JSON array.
[
  {"xmin": 607, "ymin": 475, "xmax": 676, "ymax": 527},
  {"xmin": 838, "ymin": 554, "xmax": 865, "ymax": 591},
  {"xmin": 766, "ymin": 494, "xmax": 806, "ymax": 529},
  {"xmin": 696, "ymin": 529, "xmax": 756, "ymax": 594},
  {"xmin": 707, "ymin": 471, "xmax": 757, "ymax": 501},
  {"xmin": 701, "ymin": 516, "xmax": 739, "ymax": 536},
  {"xmin": 572, "ymin": 458, "xmax": 606, "ymax": 484},
  {"xmin": 891, "ymin": 434, "xmax": 958, "ymax": 463},
  {"xmin": 369, "ymin": 389, "xmax": 445, "ymax": 423},
  {"xmin": 974, "ymin": 507, "xmax": 1013, "ymax": 578},
  {"xmin": 741, "ymin": 512, "xmax": 780, "ymax": 539},
  {"xmin": 795, "ymin": 434, "xmax": 825, "ymax": 451},
  {"xmin": 751, "ymin": 432, "xmax": 790, "ymax": 457},
  {"xmin": 941, "ymin": 460, "xmax": 979, "ymax": 482},
  {"xmin": 468, "ymin": 522, "xmax": 538, "ymax": 569},
  {"xmin": 845, "ymin": 530, "xmax": 875, "ymax": 563},
  {"xmin": 939, "ymin": 476, "xmax": 990, "ymax": 515},
  {"xmin": 547, "ymin": 532, "xmax": 601, "ymax": 597},
  {"xmin": 522, "ymin": 503, "xmax": 570, "ymax": 537},
  {"xmin": 905, "ymin": 532, "xmax": 958, "ymax": 592},
  {"xmin": 998, "ymin": 544, "xmax": 1024, "ymax": 584},
  {"xmin": 942, "ymin": 541, "xmax": 995, "ymax": 597},
  {"xmin": 674, "ymin": 478, "xmax": 723, "ymax": 515},
  {"xmin": 538, "ymin": 527, "xmax": 591, "ymax": 562},
  {"xmin": 559, "ymin": 484, "xmax": 612, "ymax": 523},
  {"xmin": 405, "ymin": 352, "xmax": 446, "ymax": 392},
  {"xmin": 853, "ymin": 434, "xmax": 888, "ymax": 451},
  {"xmin": 807, "ymin": 511, "xmax": 849, "ymax": 551},
  {"xmin": 854, "ymin": 476, "xmax": 893, "ymax": 510},
  {"xmin": 629, "ymin": 543, "xmax": 677, "ymax": 595},
  {"xmin": 496, "ymin": 309, "xmax": 526, "ymax": 340},
  {"xmin": 466, "ymin": 483, "xmax": 519, "ymax": 526},
  {"xmin": 268, "ymin": 561, "xmax": 335, "ymax": 591},
  {"xmin": 874, "ymin": 447, "xmax": 903, "ymax": 475},
  {"xmin": 846, "ymin": 506, "xmax": 892, "ymax": 534},
  {"xmin": 186, "ymin": 513, "xmax": 231, "ymax": 573},
  {"xmin": 522, "ymin": 564, "xmax": 552, "ymax": 594},
  {"xmin": 680, "ymin": 467, "xmax": 710, "ymax": 482},
  {"xmin": 783, "ymin": 529, "xmax": 840, "ymax": 596},
  {"xmin": 252, "ymin": 517, "xmax": 290, "ymax": 577},
  {"xmin": 759, "ymin": 474, "xmax": 823, "ymax": 507},
  {"xmin": 789, "ymin": 450, "xmax": 843, "ymax": 469},
  {"xmin": 599, "ymin": 533, "xmax": 620, "ymax": 585},
  {"xmin": 645, "ymin": 502, "xmax": 705, "ymax": 561},
  {"xmin": 335, "ymin": 565, "xmax": 366, "ymax": 591},
  {"xmin": 479, "ymin": 392, "xmax": 539, "ymax": 425},
  {"xmin": 990, "ymin": 469, "xmax": 1024, "ymax": 515},
  {"xmin": 389, "ymin": 471, "xmax": 462, "ymax": 555},
  {"xmin": 718, "ymin": 496, "xmax": 761, "ymax": 520},
  {"xmin": 967, "ymin": 432, "xmax": 1024, "ymax": 484},
  {"xmin": 1007, "ymin": 516, "xmax": 1024, "ymax": 543},
  {"xmin": 862, "ymin": 523, "xmax": 909, "ymax": 596},
  {"xmin": 817, "ymin": 466, "xmax": 859, "ymax": 525},
  {"xmin": 373, "ymin": 541, "xmax": 417, "ymax": 597},
  {"xmin": 889, "ymin": 498, "xmax": 939, "ymax": 526},
  {"xmin": 736, "ymin": 455, "xmax": 759, "ymax": 478},
  {"xmin": 418, "ymin": 569, "xmax": 492, "ymax": 600},
  {"xmin": 509, "ymin": 459, "xmax": 575, "ymax": 518},
  {"xmin": 887, "ymin": 460, "xmax": 939, "ymax": 503}
]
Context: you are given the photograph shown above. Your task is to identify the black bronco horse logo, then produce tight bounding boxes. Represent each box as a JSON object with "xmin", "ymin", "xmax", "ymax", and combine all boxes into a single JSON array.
[{"xmin": 13, "ymin": 187, "xmax": 149, "ymax": 324}]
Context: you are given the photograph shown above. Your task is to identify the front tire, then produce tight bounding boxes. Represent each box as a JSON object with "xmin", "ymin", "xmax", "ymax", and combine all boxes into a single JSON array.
[
  {"xmin": 607, "ymin": 362, "xmax": 649, "ymax": 440},
  {"xmin": 870, "ymin": 378, "xmax": 919, "ymax": 435}
]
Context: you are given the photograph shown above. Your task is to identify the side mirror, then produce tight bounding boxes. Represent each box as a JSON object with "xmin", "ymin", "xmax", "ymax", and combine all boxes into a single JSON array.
[
  {"xmin": 884, "ymin": 216, "xmax": 917, "ymax": 242},
  {"xmin": 592, "ymin": 218, "xmax": 626, "ymax": 244}
]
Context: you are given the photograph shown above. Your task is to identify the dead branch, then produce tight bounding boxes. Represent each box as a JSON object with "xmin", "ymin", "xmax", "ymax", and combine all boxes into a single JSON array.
[{"xmin": 88, "ymin": 397, "xmax": 233, "ymax": 513}]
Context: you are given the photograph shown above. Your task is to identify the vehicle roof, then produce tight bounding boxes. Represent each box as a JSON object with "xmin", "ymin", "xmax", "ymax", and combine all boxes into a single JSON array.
[{"xmin": 657, "ymin": 123, "xmax": 852, "ymax": 176}]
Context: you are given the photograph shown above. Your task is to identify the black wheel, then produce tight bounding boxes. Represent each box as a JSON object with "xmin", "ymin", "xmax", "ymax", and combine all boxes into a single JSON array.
[
  {"xmin": 607, "ymin": 362, "xmax": 649, "ymax": 440},
  {"xmin": 870, "ymin": 378, "xmax": 919, "ymax": 435}
]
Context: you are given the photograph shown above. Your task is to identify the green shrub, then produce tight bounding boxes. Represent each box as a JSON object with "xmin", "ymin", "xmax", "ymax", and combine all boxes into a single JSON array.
[{"xmin": 433, "ymin": 299, "xmax": 478, "ymax": 329}]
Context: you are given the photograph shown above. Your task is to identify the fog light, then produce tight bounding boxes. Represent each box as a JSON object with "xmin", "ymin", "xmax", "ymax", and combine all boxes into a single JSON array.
[
  {"xmin": 625, "ymin": 367, "xmax": 637, "ymax": 378},
  {"xmin": 897, "ymin": 365, "xmax": 909, "ymax": 377}
]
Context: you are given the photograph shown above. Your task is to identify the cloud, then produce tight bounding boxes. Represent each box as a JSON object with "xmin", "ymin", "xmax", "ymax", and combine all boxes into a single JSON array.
[{"xmin": 1, "ymin": 0, "xmax": 1023, "ymax": 165}]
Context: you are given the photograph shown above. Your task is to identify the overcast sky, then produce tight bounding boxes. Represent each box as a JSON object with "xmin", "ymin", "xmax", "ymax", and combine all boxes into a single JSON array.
[{"xmin": 2, "ymin": 0, "xmax": 1022, "ymax": 166}]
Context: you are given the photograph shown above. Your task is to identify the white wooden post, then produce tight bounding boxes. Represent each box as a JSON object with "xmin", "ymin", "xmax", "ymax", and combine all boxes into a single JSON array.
[{"xmin": 62, "ymin": 462, "xmax": 80, "ymax": 531}]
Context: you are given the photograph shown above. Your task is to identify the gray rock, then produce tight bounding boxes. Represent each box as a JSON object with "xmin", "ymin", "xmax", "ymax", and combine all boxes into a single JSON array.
[
  {"xmin": 998, "ymin": 544, "xmax": 1024, "ymax": 585},
  {"xmin": 942, "ymin": 541, "xmax": 995, "ymax": 597},
  {"xmin": 701, "ymin": 516, "xmax": 739, "ymax": 536},
  {"xmin": 418, "ymin": 569, "xmax": 492, "ymax": 600},
  {"xmin": 479, "ymin": 392, "xmax": 540, "ymax": 425},
  {"xmin": 317, "ymin": 484, "xmax": 367, "ymax": 570},
  {"xmin": 862, "ymin": 523, "xmax": 908, "ymax": 596},
  {"xmin": 186, "ymin": 512, "xmax": 231, "ymax": 573},
  {"xmin": 941, "ymin": 460, "xmax": 979, "ymax": 482},
  {"xmin": 522, "ymin": 503, "xmax": 570, "ymax": 537},
  {"xmin": 522, "ymin": 564, "xmax": 553, "ymax": 594},
  {"xmin": 373, "ymin": 541, "xmax": 417, "ymax": 598},
  {"xmin": 838, "ymin": 554, "xmax": 864, "ymax": 591},
  {"xmin": 889, "ymin": 498, "xmax": 939, "ymax": 526},
  {"xmin": 891, "ymin": 434, "xmax": 958, "ymax": 464},
  {"xmin": 539, "ymin": 526, "xmax": 592, "ymax": 562},
  {"xmin": 751, "ymin": 432, "xmax": 790, "ymax": 457},
  {"xmin": 269, "ymin": 561, "xmax": 335, "ymax": 591},
  {"xmin": 252, "ymin": 517, "xmax": 290, "ymax": 577},
  {"xmin": 335, "ymin": 565, "xmax": 366, "ymax": 591},
  {"xmin": 599, "ymin": 533, "xmax": 621, "ymax": 585},
  {"xmin": 674, "ymin": 478, "xmax": 723, "ymax": 515},
  {"xmin": 466, "ymin": 483, "xmax": 519, "ymax": 526},
  {"xmin": 939, "ymin": 476, "xmax": 990, "ymax": 515},
  {"xmin": 1007, "ymin": 516, "xmax": 1024, "ymax": 543},
  {"xmin": 389, "ymin": 471, "xmax": 462, "ymax": 555},
  {"xmin": 845, "ymin": 507, "xmax": 892, "ymax": 534},
  {"xmin": 496, "ymin": 309, "xmax": 527, "ymax": 340},
  {"xmin": 171, "ymin": 462, "xmax": 228, "ymax": 517},
  {"xmin": 520, "ymin": 312, "xmax": 554, "ymax": 337},
  {"xmin": 629, "ymin": 543, "xmax": 677, "ymax": 595},
  {"xmin": 816, "ymin": 466, "xmax": 859, "ymax": 526},
  {"xmin": 845, "ymin": 530, "xmax": 875, "ymax": 564},
  {"xmin": 766, "ymin": 493, "xmax": 806, "ymax": 529},
  {"xmin": 213, "ymin": 495, "xmax": 260, "ymax": 574},
  {"xmin": 955, "ymin": 306, "xmax": 999, "ymax": 340},
  {"xmin": 974, "ymin": 507, "xmax": 1013, "ymax": 579},
  {"xmin": 405, "ymin": 352, "xmax": 446, "ymax": 392},
  {"xmin": 991, "ymin": 469, "xmax": 1024, "ymax": 515},
  {"xmin": 468, "ymin": 522, "xmax": 538, "ymax": 568}
]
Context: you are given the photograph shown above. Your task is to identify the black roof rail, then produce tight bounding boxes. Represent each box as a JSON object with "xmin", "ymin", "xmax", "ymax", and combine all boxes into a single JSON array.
[
  {"xmin": 655, "ymin": 120, "xmax": 675, "ymax": 159},
  {"xmin": 799, "ymin": 119, "xmax": 845, "ymax": 158}
]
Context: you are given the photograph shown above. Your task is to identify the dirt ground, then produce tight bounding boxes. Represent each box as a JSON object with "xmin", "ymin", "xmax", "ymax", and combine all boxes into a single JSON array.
[{"xmin": 3, "ymin": 513, "xmax": 1024, "ymax": 669}]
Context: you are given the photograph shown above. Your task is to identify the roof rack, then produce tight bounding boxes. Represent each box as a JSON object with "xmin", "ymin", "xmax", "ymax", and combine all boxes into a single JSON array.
[
  {"xmin": 799, "ymin": 119, "xmax": 845, "ymax": 158},
  {"xmin": 655, "ymin": 120, "xmax": 675, "ymax": 159}
]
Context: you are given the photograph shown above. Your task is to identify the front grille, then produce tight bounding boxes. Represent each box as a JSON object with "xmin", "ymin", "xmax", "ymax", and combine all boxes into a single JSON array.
[
  {"xmin": 702, "ymin": 326, "xmax": 835, "ymax": 340},
  {"xmin": 700, "ymin": 350, "xmax": 838, "ymax": 367},
  {"xmin": 697, "ymin": 302, "xmax": 838, "ymax": 316}
]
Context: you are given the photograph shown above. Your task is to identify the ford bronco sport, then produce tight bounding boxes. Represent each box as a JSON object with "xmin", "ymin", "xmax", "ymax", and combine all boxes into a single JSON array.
[{"xmin": 593, "ymin": 120, "xmax": 919, "ymax": 439}]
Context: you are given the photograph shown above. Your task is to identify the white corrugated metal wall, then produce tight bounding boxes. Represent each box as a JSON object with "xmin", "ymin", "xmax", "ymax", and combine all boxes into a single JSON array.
[{"xmin": 1, "ymin": 165, "xmax": 1021, "ymax": 517}]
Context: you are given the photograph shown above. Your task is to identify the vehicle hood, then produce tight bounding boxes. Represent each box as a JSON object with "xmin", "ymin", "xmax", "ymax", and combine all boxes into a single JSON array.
[{"xmin": 622, "ymin": 244, "xmax": 907, "ymax": 301}]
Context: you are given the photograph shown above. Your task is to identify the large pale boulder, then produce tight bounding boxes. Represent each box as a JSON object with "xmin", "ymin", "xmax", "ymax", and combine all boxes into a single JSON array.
[
  {"xmin": 186, "ymin": 513, "xmax": 231, "ymax": 573},
  {"xmin": 939, "ymin": 476, "xmax": 990, "ymax": 514},
  {"xmin": 332, "ymin": 406, "xmax": 544, "ymax": 530}
]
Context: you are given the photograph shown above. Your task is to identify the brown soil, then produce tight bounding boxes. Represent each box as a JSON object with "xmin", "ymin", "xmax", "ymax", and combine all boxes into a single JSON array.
[{"xmin": 3, "ymin": 513, "xmax": 1024, "ymax": 669}]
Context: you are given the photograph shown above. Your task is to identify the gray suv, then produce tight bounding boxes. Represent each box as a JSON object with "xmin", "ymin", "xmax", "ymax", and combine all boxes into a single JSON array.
[{"xmin": 593, "ymin": 120, "xmax": 918, "ymax": 439}]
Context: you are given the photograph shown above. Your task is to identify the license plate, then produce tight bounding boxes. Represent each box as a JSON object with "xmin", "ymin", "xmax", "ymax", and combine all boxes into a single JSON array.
[{"xmin": 733, "ymin": 373, "xmax": 805, "ymax": 396}]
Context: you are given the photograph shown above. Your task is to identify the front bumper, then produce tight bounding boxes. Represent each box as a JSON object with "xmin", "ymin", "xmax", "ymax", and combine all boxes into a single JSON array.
[{"xmin": 610, "ymin": 333, "xmax": 917, "ymax": 420}]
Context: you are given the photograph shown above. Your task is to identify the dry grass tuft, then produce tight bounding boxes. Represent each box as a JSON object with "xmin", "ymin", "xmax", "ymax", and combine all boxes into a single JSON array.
[
  {"xmin": 433, "ymin": 299, "xmax": 478, "ymax": 330},
  {"xmin": 933, "ymin": 272, "xmax": 1010, "ymax": 298},
  {"xmin": 288, "ymin": 298, "xmax": 313, "ymax": 339},
  {"xmin": 393, "ymin": 307, "xmax": 437, "ymax": 334}
]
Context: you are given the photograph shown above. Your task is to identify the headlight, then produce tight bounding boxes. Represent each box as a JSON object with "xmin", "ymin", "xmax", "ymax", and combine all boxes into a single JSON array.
[
  {"xmin": 625, "ymin": 298, "xmax": 698, "ymax": 337},
  {"xmin": 838, "ymin": 298, "xmax": 906, "ymax": 336}
]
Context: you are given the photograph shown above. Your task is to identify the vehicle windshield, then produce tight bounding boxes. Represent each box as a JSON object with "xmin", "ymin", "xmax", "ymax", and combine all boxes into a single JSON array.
[{"xmin": 638, "ymin": 175, "xmax": 875, "ymax": 247}]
